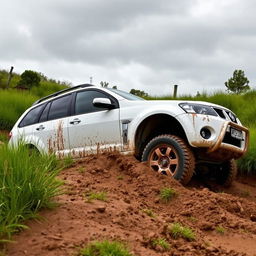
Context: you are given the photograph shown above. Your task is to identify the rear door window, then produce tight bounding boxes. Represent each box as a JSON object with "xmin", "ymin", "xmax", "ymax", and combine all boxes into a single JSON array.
[
  {"xmin": 48, "ymin": 94, "xmax": 71, "ymax": 121},
  {"xmin": 39, "ymin": 102, "xmax": 50, "ymax": 123},
  {"xmin": 19, "ymin": 103, "xmax": 46, "ymax": 127}
]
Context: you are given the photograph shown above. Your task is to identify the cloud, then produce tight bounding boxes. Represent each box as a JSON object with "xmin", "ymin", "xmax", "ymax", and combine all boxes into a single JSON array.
[{"xmin": 0, "ymin": 0, "xmax": 256, "ymax": 95}]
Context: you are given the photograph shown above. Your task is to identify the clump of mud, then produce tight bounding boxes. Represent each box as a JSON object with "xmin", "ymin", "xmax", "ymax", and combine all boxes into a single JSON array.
[{"xmin": 7, "ymin": 153, "xmax": 256, "ymax": 256}]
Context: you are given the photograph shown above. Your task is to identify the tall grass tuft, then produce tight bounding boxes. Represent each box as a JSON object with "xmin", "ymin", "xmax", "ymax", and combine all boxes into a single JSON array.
[
  {"xmin": 79, "ymin": 240, "xmax": 133, "ymax": 256},
  {"xmin": 0, "ymin": 143, "xmax": 62, "ymax": 242}
]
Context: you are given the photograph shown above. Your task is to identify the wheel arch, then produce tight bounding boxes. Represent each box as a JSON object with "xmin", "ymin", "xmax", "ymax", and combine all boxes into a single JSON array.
[{"xmin": 133, "ymin": 114, "xmax": 188, "ymax": 159}]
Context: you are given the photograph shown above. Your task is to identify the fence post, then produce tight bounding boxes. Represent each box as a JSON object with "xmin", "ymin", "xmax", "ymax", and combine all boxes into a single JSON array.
[
  {"xmin": 173, "ymin": 84, "xmax": 178, "ymax": 98},
  {"xmin": 6, "ymin": 66, "xmax": 14, "ymax": 89}
]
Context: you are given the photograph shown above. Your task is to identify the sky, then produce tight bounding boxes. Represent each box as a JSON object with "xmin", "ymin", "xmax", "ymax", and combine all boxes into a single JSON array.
[{"xmin": 0, "ymin": 0, "xmax": 256, "ymax": 96}]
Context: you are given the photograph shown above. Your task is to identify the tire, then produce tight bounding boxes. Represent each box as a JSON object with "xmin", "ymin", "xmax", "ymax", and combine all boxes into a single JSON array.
[
  {"xmin": 141, "ymin": 135, "xmax": 195, "ymax": 185},
  {"xmin": 216, "ymin": 159, "xmax": 237, "ymax": 187},
  {"xmin": 26, "ymin": 144, "xmax": 40, "ymax": 156}
]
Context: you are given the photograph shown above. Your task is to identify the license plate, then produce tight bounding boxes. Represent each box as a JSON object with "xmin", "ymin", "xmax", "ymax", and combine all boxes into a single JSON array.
[{"xmin": 230, "ymin": 128, "xmax": 243, "ymax": 140}]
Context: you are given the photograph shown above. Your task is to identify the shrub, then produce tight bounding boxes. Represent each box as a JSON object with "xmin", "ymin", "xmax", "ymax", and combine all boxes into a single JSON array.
[{"xmin": 18, "ymin": 70, "xmax": 40, "ymax": 89}]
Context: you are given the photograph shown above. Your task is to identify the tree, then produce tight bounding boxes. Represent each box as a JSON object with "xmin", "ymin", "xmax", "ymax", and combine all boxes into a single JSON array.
[
  {"xmin": 18, "ymin": 70, "xmax": 41, "ymax": 89},
  {"xmin": 225, "ymin": 70, "xmax": 250, "ymax": 94},
  {"xmin": 100, "ymin": 81, "xmax": 109, "ymax": 88},
  {"xmin": 130, "ymin": 89, "xmax": 149, "ymax": 98}
]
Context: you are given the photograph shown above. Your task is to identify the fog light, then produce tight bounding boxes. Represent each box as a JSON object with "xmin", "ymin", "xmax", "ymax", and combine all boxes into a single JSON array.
[{"xmin": 200, "ymin": 127, "xmax": 211, "ymax": 139}]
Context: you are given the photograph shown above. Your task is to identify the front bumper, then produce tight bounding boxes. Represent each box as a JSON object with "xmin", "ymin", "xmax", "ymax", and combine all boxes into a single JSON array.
[
  {"xmin": 176, "ymin": 113, "xmax": 249, "ymax": 160},
  {"xmin": 206, "ymin": 121, "xmax": 249, "ymax": 157}
]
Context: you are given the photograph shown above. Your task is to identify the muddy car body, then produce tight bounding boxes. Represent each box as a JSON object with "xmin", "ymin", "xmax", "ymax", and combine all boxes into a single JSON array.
[{"xmin": 9, "ymin": 84, "xmax": 249, "ymax": 185}]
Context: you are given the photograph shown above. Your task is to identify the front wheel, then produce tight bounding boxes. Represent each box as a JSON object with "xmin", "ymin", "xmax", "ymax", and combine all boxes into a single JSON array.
[
  {"xmin": 141, "ymin": 135, "xmax": 195, "ymax": 185},
  {"xmin": 216, "ymin": 159, "xmax": 237, "ymax": 187}
]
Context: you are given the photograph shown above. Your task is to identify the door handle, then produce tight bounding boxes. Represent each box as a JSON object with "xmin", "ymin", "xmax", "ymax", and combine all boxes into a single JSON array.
[
  {"xmin": 70, "ymin": 118, "xmax": 81, "ymax": 125},
  {"xmin": 36, "ymin": 125, "xmax": 45, "ymax": 131}
]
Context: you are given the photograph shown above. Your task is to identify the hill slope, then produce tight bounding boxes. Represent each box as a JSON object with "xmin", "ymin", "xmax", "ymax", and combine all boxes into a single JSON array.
[{"xmin": 6, "ymin": 153, "xmax": 256, "ymax": 256}]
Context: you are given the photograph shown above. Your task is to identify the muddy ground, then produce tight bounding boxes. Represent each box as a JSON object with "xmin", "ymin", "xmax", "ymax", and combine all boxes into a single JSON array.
[{"xmin": 6, "ymin": 153, "xmax": 256, "ymax": 256}]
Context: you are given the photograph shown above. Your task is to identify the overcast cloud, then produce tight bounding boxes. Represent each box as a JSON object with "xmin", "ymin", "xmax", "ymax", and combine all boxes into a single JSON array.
[{"xmin": 0, "ymin": 0, "xmax": 256, "ymax": 95}]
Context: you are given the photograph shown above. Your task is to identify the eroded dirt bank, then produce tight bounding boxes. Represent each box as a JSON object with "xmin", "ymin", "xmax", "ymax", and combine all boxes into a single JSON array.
[{"xmin": 6, "ymin": 153, "xmax": 256, "ymax": 256}]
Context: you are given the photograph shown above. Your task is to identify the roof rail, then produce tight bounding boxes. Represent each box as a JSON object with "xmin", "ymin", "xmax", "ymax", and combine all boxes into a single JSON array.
[{"xmin": 32, "ymin": 84, "xmax": 94, "ymax": 106}]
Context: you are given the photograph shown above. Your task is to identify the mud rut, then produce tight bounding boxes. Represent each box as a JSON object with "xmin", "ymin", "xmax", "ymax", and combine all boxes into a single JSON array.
[{"xmin": 6, "ymin": 153, "xmax": 256, "ymax": 256}]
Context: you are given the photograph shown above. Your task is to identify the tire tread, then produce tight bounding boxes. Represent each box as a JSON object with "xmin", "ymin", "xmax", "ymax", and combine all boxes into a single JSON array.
[{"xmin": 141, "ymin": 134, "xmax": 195, "ymax": 185}]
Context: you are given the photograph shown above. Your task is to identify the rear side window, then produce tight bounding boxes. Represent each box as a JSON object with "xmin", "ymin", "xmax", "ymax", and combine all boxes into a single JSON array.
[
  {"xmin": 19, "ymin": 103, "xmax": 46, "ymax": 127},
  {"xmin": 48, "ymin": 94, "xmax": 71, "ymax": 121},
  {"xmin": 75, "ymin": 90, "xmax": 110, "ymax": 115}
]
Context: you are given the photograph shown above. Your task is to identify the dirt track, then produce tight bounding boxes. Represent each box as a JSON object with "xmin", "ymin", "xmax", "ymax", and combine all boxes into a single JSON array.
[{"xmin": 6, "ymin": 153, "xmax": 256, "ymax": 256}]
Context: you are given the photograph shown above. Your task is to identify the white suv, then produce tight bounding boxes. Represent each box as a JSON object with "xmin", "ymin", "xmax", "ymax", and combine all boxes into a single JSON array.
[{"xmin": 9, "ymin": 84, "xmax": 249, "ymax": 186}]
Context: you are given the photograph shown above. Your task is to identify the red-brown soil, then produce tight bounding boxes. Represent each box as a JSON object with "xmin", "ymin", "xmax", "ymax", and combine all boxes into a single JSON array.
[{"xmin": 6, "ymin": 153, "xmax": 256, "ymax": 256}]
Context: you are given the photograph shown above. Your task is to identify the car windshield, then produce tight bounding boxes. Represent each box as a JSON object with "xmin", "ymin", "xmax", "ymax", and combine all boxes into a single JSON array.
[{"xmin": 107, "ymin": 88, "xmax": 145, "ymax": 101}]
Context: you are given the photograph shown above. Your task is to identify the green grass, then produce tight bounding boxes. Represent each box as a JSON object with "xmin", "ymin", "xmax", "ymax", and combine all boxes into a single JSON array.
[
  {"xmin": 117, "ymin": 175, "xmax": 124, "ymax": 180},
  {"xmin": 0, "ymin": 133, "xmax": 8, "ymax": 144},
  {"xmin": 78, "ymin": 166, "xmax": 86, "ymax": 174},
  {"xmin": 0, "ymin": 143, "xmax": 62, "ymax": 242},
  {"xmin": 79, "ymin": 240, "xmax": 132, "ymax": 256},
  {"xmin": 0, "ymin": 89, "xmax": 37, "ymax": 130},
  {"xmin": 159, "ymin": 187, "xmax": 177, "ymax": 202},
  {"xmin": 168, "ymin": 223, "xmax": 195, "ymax": 241},
  {"xmin": 215, "ymin": 226, "xmax": 226, "ymax": 234},
  {"xmin": 30, "ymin": 81, "xmax": 68, "ymax": 98},
  {"xmin": 141, "ymin": 208, "xmax": 156, "ymax": 218},
  {"xmin": 85, "ymin": 191, "xmax": 108, "ymax": 202},
  {"xmin": 60, "ymin": 155, "xmax": 74, "ymax": 169},
  {"xmin": 237, "ymin": 127, "xmax": 256, "ymax": 174},
  {"xmin": 187, "ymin": 216, "xmax": 198, "ymax": 223},
  {"xmin": 151, "ymin": 238, "xmax": 170, "ymax": 251}
]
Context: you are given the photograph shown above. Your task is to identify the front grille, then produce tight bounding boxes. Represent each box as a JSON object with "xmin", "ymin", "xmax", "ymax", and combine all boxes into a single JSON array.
[
  {"xmin": 213, "ymin": 108, "xmax": 237, "ymax": 123},
  {"xmin": 223, "ymin": 132, "xmax": 241, "ymax": 147}
]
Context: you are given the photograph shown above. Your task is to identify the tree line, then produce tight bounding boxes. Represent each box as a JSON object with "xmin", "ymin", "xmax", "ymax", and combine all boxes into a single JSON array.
[
  {"xmin": 102, "ymin": 69, "xmax": 251, "ymax": 97},
  {"xmin": 0, "ymin": 68, "xmax": 251, "ymax": 96}
]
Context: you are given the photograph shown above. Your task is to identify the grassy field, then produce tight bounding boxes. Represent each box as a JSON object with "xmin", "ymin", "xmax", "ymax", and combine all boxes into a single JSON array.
[{"xmin": 0, "ymin": 90, "xmax": 37, "ymax": 130}]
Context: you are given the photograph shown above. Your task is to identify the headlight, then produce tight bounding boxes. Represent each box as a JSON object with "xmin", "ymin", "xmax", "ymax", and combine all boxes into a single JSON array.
[
  {"xmin": 179, "ymin": 103, "xmax": 218, "ymax": 116},
  {"xmin": 227, "ymin": 111, "xmax": 236, "ymax": 122}
]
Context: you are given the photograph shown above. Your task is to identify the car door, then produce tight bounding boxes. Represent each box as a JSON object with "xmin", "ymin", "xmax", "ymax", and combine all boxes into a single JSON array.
[
  {"xmin": 16, "ymin": 103, "xmax": 47, "ymax": 147},
  {"xmin": 33, "ymin": 94, "xmax": 72, "ymax": 155},
  {"xmin": 68, "ymin": 89, "xmax": 121, "ymax": 156}
]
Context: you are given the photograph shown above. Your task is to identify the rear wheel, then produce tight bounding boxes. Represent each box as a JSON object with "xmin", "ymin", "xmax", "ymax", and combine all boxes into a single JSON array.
[
  {"xmin": 26, "ymin": 144, "xmax": 40, "ymax": 156},
  {"xmin": 141, "ymin": 135, "xmax": 195, "ymax": 185},
  {"xmin": 216, "ymin": 159, "xmax": 237, "ymax": 187}
]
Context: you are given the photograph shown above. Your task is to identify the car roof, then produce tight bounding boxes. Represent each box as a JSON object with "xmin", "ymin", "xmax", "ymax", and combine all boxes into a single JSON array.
[{"xmin": 32, "ymin": 84, "xmax": 94, "ymax": 106}]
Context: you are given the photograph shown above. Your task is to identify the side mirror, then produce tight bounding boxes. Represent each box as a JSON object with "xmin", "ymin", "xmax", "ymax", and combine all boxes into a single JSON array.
[{"xmin": 93, "ymin": 98, "xmax": 115, "ymax": 109}]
